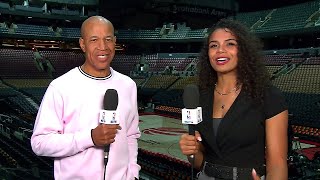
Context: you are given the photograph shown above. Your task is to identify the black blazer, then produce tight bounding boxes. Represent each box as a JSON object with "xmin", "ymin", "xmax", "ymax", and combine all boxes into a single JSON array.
[{"xmin": 195, "ymin": 85, "xmax": 287, "ymax": 168}]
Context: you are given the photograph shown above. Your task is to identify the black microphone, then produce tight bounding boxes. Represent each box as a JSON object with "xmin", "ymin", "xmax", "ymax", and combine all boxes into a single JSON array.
[
  {"xmin": 182, "ymin": 84, "xmax": 202, "ymax": 179},
  {"xmin": 182, "ymin": 84, "xmax": 201, "ymax": 136},
  {"xmin": 99, "ymin": 89, "xmax": 119, "ymax": 165}
]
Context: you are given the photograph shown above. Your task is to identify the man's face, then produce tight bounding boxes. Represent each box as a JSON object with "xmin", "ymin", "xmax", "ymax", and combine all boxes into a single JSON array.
[{"xmin": 79, "ymin": 19, "xmax": 116, "ymax": 77}]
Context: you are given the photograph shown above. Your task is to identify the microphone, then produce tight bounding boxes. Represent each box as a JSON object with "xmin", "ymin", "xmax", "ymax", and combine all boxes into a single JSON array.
[
  {"xmin": 182, "ymin": 84, "xmax": 202, "ymax": 136},
  {"xmin": 182, "ymin": 84, "xmax": 202, "ymax": 179},
  {"xmin": 99, "ymin": 89, "xmax": 119, "ymax": 165}
]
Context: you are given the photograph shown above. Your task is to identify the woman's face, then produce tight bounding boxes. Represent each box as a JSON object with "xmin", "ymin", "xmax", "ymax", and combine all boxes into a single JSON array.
[{"xmin": 208, "ymin": 28, "xmax": 239, "ymax": 75}]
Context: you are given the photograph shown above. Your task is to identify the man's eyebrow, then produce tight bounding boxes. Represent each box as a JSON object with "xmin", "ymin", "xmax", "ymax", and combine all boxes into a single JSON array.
[{"xmin": 89, "ymin": 35, "xmax": 114, "ymax": 38}]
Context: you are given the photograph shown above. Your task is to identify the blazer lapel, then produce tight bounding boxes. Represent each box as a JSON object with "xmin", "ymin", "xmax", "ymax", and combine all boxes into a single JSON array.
[
  {"xmin": 199, "ymin": 86, "xmax": 223, "ymax": 158},
  {"xmin": 216, "ymin": 91, "xmax": 253, "ymax": 146}
]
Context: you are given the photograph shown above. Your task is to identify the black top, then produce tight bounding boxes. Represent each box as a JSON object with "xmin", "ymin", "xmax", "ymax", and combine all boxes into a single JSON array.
[
  {"xmin": 195, "ymin": 85, "xmax": 287, "ymax": 169},
  {"xmin": 212, "ymin": 118, "xmax": 222, "ymax": 137}
]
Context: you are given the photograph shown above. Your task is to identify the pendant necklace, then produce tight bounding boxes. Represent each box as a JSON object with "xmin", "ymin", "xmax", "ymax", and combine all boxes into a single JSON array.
[{"xmin": 214, "ymin": 83, "xmax": 240, "ymax": 110}]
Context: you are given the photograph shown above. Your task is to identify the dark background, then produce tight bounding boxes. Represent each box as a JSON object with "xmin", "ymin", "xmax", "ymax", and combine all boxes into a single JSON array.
[{"xmin": 99, "ymin": 0, "xmax": 316, "ymax": 29}]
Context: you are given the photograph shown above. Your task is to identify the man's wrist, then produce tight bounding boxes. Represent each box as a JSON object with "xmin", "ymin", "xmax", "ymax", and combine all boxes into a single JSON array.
[{"xmin": 91, "ymin": 129, "xmax": 97, "ymax": 146}]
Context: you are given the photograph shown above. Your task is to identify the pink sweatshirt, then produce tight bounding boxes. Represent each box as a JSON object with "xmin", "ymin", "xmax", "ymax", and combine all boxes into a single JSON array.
[{"xmin": 31, "ymin": 67, "xmax": 141, "ymax": 180}]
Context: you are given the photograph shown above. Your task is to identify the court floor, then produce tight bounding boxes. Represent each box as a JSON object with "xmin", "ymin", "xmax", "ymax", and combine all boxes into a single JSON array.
[
  {"xmin": 138, "ymin": 114, "xmax": 317, "ymax": 162},
  {"xmin": 138, "ymin": 114, "xmax": 188, "ymax": 161}
]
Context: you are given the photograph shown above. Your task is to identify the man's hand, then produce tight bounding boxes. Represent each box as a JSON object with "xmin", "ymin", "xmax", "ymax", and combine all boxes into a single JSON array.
[{"xmin": 91, "ymin": 124, "xmax": 121, "ymax": 146}]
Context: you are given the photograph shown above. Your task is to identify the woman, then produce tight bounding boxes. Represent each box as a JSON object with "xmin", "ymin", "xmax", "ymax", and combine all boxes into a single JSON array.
[{"xmin": 179, "ymin": 18, "xmax": 288, "ymax": 180}]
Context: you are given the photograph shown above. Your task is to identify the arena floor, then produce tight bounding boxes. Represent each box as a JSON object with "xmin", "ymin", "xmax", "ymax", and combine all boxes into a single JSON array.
[{"xmin": 138, "ymin": 114, "xmax": 318, "ymax": 161}]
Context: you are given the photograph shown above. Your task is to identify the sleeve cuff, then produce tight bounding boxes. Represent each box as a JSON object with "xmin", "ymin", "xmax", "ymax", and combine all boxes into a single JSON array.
[
  {"xmin": 75, "ymin": 129, "xmax": 95, "ymax": 151},
  {"xmin": 129, "ymin": 163, "xmax": 141, "ymax": 179}
]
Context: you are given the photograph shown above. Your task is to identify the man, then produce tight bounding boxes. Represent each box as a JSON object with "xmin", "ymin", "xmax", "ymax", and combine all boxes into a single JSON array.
[{"xmin": 31, "ymin": 16, "xmax": 141, "ymax": 180}]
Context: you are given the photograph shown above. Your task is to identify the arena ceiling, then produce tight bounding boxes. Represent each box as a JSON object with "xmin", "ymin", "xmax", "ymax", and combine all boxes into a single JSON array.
[
  {"xmin": 237, "ymin": 0, "xmax": 316, "ymax": 12},
  {"xmin": 99, "ymin": 0, "xmax": 316, "ymax": 29}
]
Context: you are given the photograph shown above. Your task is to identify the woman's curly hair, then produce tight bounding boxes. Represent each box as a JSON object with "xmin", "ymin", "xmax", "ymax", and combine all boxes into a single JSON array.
[{"xmin": 198, "ymin": 18, "xmax": 270, "ymax": 103}]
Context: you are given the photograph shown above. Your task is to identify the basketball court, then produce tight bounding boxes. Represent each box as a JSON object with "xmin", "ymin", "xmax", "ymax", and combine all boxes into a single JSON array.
[
  {"xmin": 138, "ymin": 114, "xmax": 318, "ymax": 162},
  {"xmin": 139, "ymin": 114, "xmax": 189, "ymax": 161}
]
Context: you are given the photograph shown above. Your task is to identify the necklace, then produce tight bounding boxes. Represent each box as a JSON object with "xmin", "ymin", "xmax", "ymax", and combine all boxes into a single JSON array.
[
  {"xmin": 214, "ymin": 83, "xmax": 239, "ymax": 96},
  {"xmin": 215, "ymin": 83, "xmax": 240, "ymax": 110}
]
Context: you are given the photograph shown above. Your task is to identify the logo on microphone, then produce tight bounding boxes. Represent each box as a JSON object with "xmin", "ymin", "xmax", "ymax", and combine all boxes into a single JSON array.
[
  {"xmin": 101, "ymin": 112, "xmax": 106, "ymax": 123},
  {"xmin": 186, "ymin": 110, "xmax": 191, "ymax": 120},
  {"xmin": 111, "ymin": 112, "xmax": 116, "ymax": 123},
  {"xmin": 197, "ymin": 108, "xmax": 201, "ymax": 122}
]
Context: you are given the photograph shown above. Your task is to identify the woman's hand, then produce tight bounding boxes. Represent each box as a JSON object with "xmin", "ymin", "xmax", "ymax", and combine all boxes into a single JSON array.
[
  {"xmin": 179, "ymin": 131, "xmax": 202, "ymax": 156},
  {"xmin": 252, "ymin": 169, "xmax": 261, "ymax": 180}
]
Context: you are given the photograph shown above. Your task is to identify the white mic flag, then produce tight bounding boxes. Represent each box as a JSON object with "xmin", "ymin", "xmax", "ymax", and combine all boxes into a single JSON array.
[
  {"xmin": 99, "ymin": 110, "xmax": 119, "ymax": 124},
  {"xmin": 182, "ymin": 107, "xmax": 202, "ymax": 124}
]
